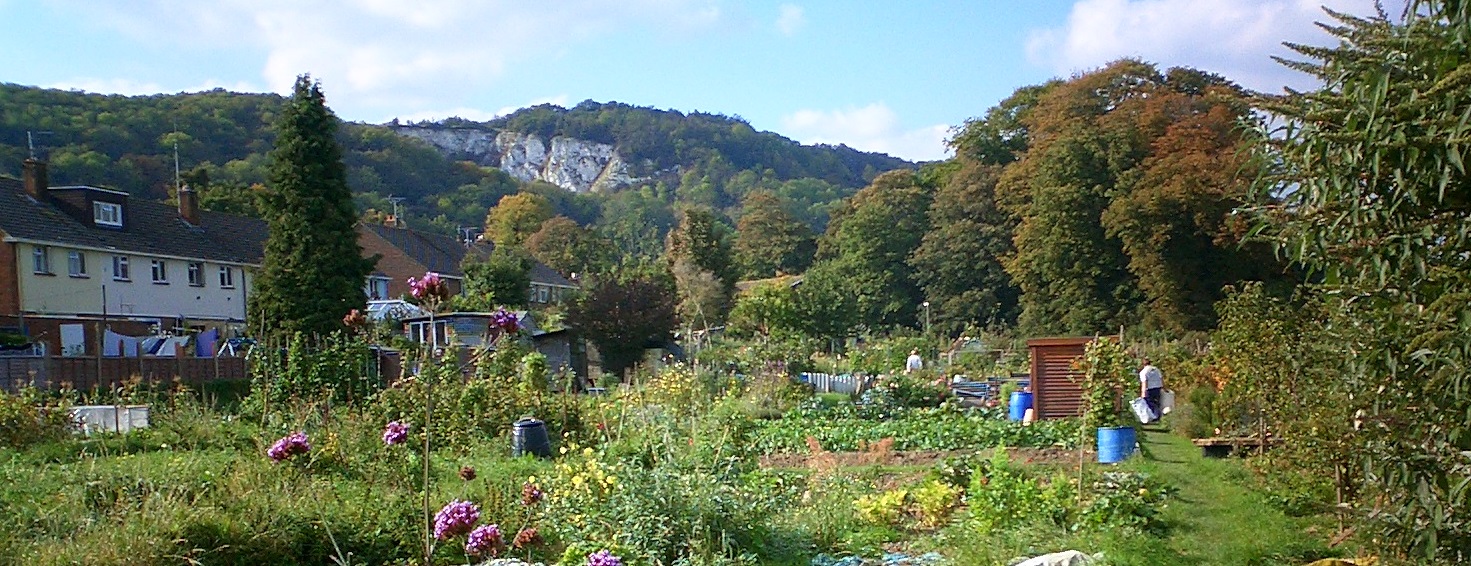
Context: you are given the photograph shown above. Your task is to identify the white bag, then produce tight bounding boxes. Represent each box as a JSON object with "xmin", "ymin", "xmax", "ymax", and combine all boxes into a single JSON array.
[
  {"xmin": 1130, "ymin": 397, "xmax": 1157, "ymax": 423},
  {"xmin": 1160, "ymin": 389, "xmax": 1175, "ymax": 415}
]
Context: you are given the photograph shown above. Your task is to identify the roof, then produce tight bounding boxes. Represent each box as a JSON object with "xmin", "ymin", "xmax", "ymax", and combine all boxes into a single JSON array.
[
  {"xmin": 360, "ymin": 222, "xmax": 576, "ymax": 288},
  {"xmin": 0, "ymin": 176, "xmax": 268, "ymax": 264}
]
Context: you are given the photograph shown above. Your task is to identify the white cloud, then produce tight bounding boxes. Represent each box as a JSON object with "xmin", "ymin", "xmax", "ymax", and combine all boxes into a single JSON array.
[
  {"xmin": 776, "ymin": 4, "xmax": 805, "ymax": 36},
  {"xmin": 781, "ymin": 103, "xmax": 950, "ymax": 162},
  {"xmin": 1026, "ymin": 0, "xmax": 1394, "ymax": 93},
  {"xmin": 57, "ymin": 0, "xmax": 725, "ymax": 119}
]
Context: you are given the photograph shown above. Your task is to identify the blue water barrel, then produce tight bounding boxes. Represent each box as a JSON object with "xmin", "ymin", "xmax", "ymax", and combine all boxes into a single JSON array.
[
  {"xmin": 1008, "ymin": 391, "xmax": 1033, "ymax": 421},
  {"xmin": 1097, "ymin": 426, "xmax": 1137, "ymax": 463},
  {"xmin": 511, "ymin": 418, "xmax": 552, "ymax": 458}
]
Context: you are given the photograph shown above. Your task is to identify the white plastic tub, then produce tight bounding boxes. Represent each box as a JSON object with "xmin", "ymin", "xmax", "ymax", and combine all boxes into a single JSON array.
[{"xmin": 70, "ymin": 405, "xmax": 150, "ymax": 434}]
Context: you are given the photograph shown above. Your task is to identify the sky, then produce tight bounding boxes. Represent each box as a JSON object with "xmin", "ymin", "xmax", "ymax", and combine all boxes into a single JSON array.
[{"xmin": 0, "ymin": 0, "xmax": 1400, "ymax": 162}]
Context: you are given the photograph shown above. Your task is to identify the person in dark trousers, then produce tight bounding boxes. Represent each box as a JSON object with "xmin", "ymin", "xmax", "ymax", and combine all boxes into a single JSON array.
[{"xmin": 1139, "ymin": 358, "xmax": 1164, "ymax": 423}]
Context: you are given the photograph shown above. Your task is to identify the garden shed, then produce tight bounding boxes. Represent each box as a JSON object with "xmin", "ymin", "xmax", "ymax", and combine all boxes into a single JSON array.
[{"xmin": 1026, "ymin": 336, "xmax": 1113, "ymax": 420}]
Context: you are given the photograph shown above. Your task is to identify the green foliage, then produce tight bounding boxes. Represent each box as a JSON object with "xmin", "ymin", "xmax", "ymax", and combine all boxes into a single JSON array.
[
  {"xmin": 815, "ymin": 170, "xmax": 933, "ymax": 328},
  {"xmin": 0, "ymin": 390, "xmax": 73, "ymax": 449},
  {"xmin": 910, "ymin": 162, "xmax": 1019, "ymax": 332},
  {"xmin": 1073, "ymin": 338, "xmax": 1133, "ymax": 430},
  {"xmin": 733, "ymin": 190, "xmax": 816, "ymax": 279},
  {"xmin": 459, "ymin": 246, "xmax": 532, "ymax": 310},
  {"xmin": 751, "ymin": 405, "xmax": 1081, "ymax": 454},
  {"xmin": 248, "ymin": 333, "xmax": 384, "ymax": 408},
  {"xmin": 250, "ymin": 77, "xmax": 375, "ymax": 338},
  {"xmin": 854, "ymin": 489, "xmax": 909, "ymax": 527},
  {"xmin": 526, "ymin": 216, "xmax": 614, "ymax": 278},
  {"xmin": 484, "ymin": 192, "xmax": 554, "ymax": 248}
]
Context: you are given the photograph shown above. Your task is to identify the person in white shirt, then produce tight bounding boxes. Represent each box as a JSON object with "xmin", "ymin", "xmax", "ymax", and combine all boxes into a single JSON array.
[
  {"xmin": 905, "ymin": 349, "xmax": 923, "ymax": 373},
  {"xmin": 1139, "ymin": 358, "xmax": 1164, "ymax": 423}
]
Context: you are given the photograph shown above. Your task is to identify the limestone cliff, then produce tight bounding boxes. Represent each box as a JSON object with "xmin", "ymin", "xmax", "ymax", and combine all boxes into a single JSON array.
[{"xmin": 390, "ymin": 126, "xmax": 639, "ymax": 193}]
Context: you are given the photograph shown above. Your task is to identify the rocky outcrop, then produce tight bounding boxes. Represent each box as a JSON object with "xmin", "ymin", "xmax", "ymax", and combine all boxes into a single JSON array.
[{"xmin": 390, "ymin": 126, "xmax": 638, "ymax": 193}]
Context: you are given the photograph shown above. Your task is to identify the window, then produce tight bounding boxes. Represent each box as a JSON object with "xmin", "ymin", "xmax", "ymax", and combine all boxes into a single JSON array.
[
  {"xmin": 67, "ymin": 250, "xmax": 87, "ymax": 277},
  {"xmin": 218, "ymin": 266, "xmax": 235, "ymax": 288},
  {"xmin": 32, "ymin": 246, "xmax": 51, "ymax": 274},
  {"xmin": 112, "ymin": 256, "xmax": 130, "ymax": 281},
  {"xmin": 365, "ymin": 276, "xmax": 389, "ymax": 300},
  {"xmin": 187, "ymin": 262, "xmax": 204, "ymax": 286},
  {"xmin": 537, "ymin": 286, "xmax": 549, "ymax": 303},
  {"xmin": 93, "ymin": 201, "xmax": 122, "ymax": 227},
  {"xmin": 150, "ymin": 260, "xmax": 168, "ymax": 284}
]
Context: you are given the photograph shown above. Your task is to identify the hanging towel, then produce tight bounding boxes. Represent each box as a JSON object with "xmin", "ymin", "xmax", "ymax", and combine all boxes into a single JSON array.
[{"xmin": 195, "ymin": 328, "xmax": 219, "ymax": 358}]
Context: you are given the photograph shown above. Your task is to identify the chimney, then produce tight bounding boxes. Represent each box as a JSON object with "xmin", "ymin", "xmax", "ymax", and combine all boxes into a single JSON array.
[
  {"xmin": 23, "ymin": 158, "xmax": 48, "ymax": 200},
  {"xmin": 178, "ymin": 185, "xmax": 200, "ymax": 226}
]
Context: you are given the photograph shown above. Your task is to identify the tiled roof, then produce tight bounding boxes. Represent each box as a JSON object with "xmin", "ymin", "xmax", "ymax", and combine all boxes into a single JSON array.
[
  {"xmin": 0, "ymin": 176, "xmax": 267, "ymax": 264},
  {"xmin": 361, "ymin": 222, "xmax": 576, "ymax": 287}
]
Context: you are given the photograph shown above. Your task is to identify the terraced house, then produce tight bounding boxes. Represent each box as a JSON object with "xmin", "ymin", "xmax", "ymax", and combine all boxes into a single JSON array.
[{"xmin": 0, "ymin": 159, "xmax": 265, "ymax": 356}]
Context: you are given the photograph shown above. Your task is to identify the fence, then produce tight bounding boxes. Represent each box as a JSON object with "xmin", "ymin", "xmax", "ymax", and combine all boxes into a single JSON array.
[
  {"xmin": 799, "ymin": 372, "xmax": 869, "ymax": 395},
  {"xmin": 0, "ymin": 354, "xmax": 248, "ymax": 394}
]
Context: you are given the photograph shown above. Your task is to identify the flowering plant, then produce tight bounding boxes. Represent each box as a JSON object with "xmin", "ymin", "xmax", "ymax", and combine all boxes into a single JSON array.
[
  {"xmin": 342, "ymin": 308, "xmax": 368, "ymax": 330},
  {"xmin": 382, "ymin": 421, "xmax": 409, "ymax": 446},
  {"xmin": 266, "ymin": 431, "xmax": 310, "ymax": 462},
  {"xmin": 464, "ymin": 523, "xmax": 503, "ymax": 557},
  {"xmin": 587, "ymin": 549, "xmax": 624, "ymax": 566},
  {"xmin": 433, "ymin": 499, "xmax": 480, "ymax": 540},
  {"xmin": 521, "ymin": 481, "xmax": 544, "ymax": 506},
  {"xmin": 408, "ymin": 271, "xmax": 451, "ymax": 308},
  {"xmin": 490, "ymin": 308, "xmax": 521, "ymax": 335}
]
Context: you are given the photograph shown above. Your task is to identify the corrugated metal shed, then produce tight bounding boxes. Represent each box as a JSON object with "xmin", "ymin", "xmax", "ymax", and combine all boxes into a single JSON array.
[{"xmin": 1027, "ymin": 336, "xmax": 1115, "ymax": 420}]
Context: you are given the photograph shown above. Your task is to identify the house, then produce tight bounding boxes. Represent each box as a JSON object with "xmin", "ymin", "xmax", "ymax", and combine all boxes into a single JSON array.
[
  {"xmin": 0, "ymin": 160, "xmax": 266, "ymax": 356},
  {"xmin": 399, "ymin": 310, "xmax": 586, "ymax": 380},
  {"xmin": 357, "ymin": 222, "xmax": 578, "ymax": 305}
]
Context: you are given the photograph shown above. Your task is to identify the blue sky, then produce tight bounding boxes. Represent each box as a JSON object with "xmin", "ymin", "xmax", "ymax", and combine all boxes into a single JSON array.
[{"xmin": 0, "ymin": 0, "xmax": 1392, "ymax": 161}]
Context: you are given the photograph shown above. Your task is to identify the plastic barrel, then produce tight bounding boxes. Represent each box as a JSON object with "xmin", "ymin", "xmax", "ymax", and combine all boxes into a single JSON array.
[
  {"xmin": 511, "ymin": 418, "xmax": 552, "ymax": 458},
  {"xmin": 1097, "ymin": 426, "xmax": 1137, "ymax": 463},
  {"xmin": 1008, "ymin": 391, "xmax": 1033, "ymax": 421}
]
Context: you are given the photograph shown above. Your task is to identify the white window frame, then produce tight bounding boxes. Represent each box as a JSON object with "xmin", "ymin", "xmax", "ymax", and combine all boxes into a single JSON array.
[
  {"xmin": 32, "ymin": 245, "xmax": 51, "ymax": 274},
  {"xmin": 537, "ymin": 286, "xmax": 549, "ymax": 303},
  {"xmin": 93, "ymin": 201, "xmax": 122, "ymax": 227},
  {"xmin": 67, "ymin": 250, "xmax": 87, "ymax": 277},
  {"xmin": 365, "ymin": 276, "xmax": 390, "ymax": 300},
  {"xmin": 151, "ymin": 259, "xmax": 168, "ymax": 284},
  {"xmin": 187, "ymin": 262, "xmax": 205, "ymax": 287},
  {"xmin": 218, "ymin": 266, "xmax": 235, "ymax": 288},
  {"xmin": 112, "ymin": 255, "xmax": 130, "ymax": 281}
]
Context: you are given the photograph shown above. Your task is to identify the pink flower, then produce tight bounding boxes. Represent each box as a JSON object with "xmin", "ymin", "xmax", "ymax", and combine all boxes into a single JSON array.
[
  {"xmin": 408, "ymin": 271, "xmax": 450, "ymax": 303},
  {"xmin": 464, "ymin": 523, "xmax": 503, "ymax": 557},
  {"xmin": 433, "ymin": 499, "xmax": 480, "ymax": 540},
  {"xmin": 267, "ymin": 431, "xmax": 310, "ymax": 462},
  {"xmin": 382, "ymin": 421, "xmax": 408, "ymax": 445}
]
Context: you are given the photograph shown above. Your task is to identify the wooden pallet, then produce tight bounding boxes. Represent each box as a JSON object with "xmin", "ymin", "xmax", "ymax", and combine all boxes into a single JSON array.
[{"xmin": 1192, "ymin": 437, "xmax": 1268, "ymax": 458}]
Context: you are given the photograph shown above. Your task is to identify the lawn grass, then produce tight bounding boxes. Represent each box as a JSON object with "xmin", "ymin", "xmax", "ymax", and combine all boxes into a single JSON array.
[{"xmin": 1117, "ymin": 426, "xmax": 1342, "ymax": 565}]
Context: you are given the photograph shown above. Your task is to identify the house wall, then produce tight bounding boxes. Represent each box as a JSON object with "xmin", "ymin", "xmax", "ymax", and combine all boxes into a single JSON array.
[
  {"xmin": 0, "ymin": 240, "xmax": 18, "ymax": 317},
  {"xmin": 358, "ymin": 228, "xmax": 464, "ymax": 299},
  {"xmin": 18, "ymin": 243, "xmax": 251, "ymax": 322}
]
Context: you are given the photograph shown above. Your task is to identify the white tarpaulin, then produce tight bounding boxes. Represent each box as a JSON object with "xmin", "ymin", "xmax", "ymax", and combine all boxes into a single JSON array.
[{"xmin": 60, "ymin": 324, "xmax": 86, "ymax": 357}]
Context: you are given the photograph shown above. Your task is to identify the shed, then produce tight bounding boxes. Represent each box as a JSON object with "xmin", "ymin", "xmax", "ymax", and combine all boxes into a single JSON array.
[{"xmin": 1026, "ymin": 336, "xmax": 1114, "ymax": 420}]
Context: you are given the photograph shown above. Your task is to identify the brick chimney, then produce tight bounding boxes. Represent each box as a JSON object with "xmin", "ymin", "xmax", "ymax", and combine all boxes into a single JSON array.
[
  {"xmin": 178, "ymin": 185, "xmax": 200, "ymax": 226},
  {"xmin": 23, "ymin": 158, "xmax": 48, "ymax": 200}
]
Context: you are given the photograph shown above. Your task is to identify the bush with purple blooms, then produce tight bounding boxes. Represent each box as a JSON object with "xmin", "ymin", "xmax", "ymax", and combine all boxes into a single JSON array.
[
  {"xmin": 266, "ymin": 431, "xmax": 310, "ymax": 462},
  {"xmin": 490, "ymin": 308, "xmax": 521, "ymax": 335},
  {"xmin": 464, "ymin": 523, "xmax": 503, "ymax": 557},
  {"xmin": 433, "ymin": 499, "xmax": 480, "ymax": 540},
  {"xmin": 586, "ymin": 549, "xmax": 623, "ymax": 566},
  {"xmin": 381, "ymin": 420, "xmax": 408, "ymax": 445}
]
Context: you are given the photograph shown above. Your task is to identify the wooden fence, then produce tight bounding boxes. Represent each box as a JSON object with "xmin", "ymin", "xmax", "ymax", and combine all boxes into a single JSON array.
[{"xmin": 0, "ymin": 355, "xmax": 248, "ymax": 394}]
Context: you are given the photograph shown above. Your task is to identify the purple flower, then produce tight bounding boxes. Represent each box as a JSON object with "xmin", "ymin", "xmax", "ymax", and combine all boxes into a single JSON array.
[
  {"xmin": 490, "ymin": 308, "xmax": 520, "ymax": 335},
  {"xmin": 382, "ymin": 421, "xmax": 409, "ymax": 446},
  {"xmin": 520, "ymin": 482, "xmax": 543, "ymax": 506},
  {"xmin": 408, "ymin": 271, "xmax": 450, "ymax": 302},
  {"xmin": 267, "ymin": 431, "xmax": 310, "ymax": 462},
  {"xmin": 463, "ymin": 523, "xmax": 503, "ymax": 557},
  {"xmin": 433, "ymin": 499, "xmax": 480, "ymax": 540},
  {"xmin": 587, "ymin": 549, "xmax": 623, "ymax": 566}
]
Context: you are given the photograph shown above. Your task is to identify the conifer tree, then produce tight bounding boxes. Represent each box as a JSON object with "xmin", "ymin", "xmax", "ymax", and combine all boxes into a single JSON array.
[{"xmin": 250, "ymin": 76, "xmax": 375, "ymax": 337}]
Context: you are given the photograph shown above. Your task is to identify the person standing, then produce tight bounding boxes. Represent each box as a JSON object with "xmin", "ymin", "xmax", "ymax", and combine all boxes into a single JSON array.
[
  {"xmin": 905, "ymin": 349, "xmax": 923, "ymax": 374},
  {"xmin": 1139, "ymin": 358, "xmax": 1164, "ymax": 423}
]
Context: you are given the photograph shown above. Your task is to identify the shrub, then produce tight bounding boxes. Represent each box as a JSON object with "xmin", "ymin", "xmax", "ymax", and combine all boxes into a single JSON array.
[
  {"xmin": 910, "ymin": 479, "xmax": 962, "ymax": 528},
  {"xmin": 0, "ymin": 390, "xmax": 72, "ymax": 449},
  {"xmin": 854, "ymin": 489, "xmax": 909, "ymax": 527}
]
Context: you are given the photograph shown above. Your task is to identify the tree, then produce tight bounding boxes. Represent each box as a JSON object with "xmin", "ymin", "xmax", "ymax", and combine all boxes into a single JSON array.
[
  {"xmin": 726, "ymin": 281, "xmax": 802, "ymax": 338},
  {"xmin": 666, "ymin": 206, "xmax": 736, "ymax": 322},
  {"xmin": 566, "ymin": 273, "xmax": 677, "ymax": 377},
  {"xmin": 815, "ymin": 170, "xmax": 933, "ymax": 328},
  {"xmin": 525, "ymin": 216, "xmax": 612, "ymax": 278},
  {"xmin": 909, "ymin": 162, "xmax": 1019, "ymax": 332},
  {"xmin": 484, "ymin": 192, "xmax": 554, "ymax": 248},
  {"xmin": 1250, "ymin": 3, "xmax": 1471, "ymax": 557},
  {"xmin": 732, "ymin": 190, "xmax": 816, "ymax": 278},
  {"xmin": 250, "ymin": 76, "xmax": 375, "ymax": 337},
  {"xmin": 460, "ymin": 247, "xmax": 532, "ymax": 310}
]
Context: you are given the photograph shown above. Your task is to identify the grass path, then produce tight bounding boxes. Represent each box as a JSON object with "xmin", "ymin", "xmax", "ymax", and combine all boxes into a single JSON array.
[{"xmin": 1121, "ymin": 427, "xmax": 1338, "ymax": 565}]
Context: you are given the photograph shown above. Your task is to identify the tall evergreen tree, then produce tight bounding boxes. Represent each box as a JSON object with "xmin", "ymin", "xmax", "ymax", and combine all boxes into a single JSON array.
[{"xmin": 250, "ymin": 76, "xmax": 375, "ymax": 337}]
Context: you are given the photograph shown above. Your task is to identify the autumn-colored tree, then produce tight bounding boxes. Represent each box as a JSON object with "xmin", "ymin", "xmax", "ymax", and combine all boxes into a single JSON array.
[
  {"xmin": 484, "ymin": 192, "xmax": 554, "ymax": 248},
  {"xmin": 732, "ymin": 190, "xmax": 816, "ymax": 278},
  {"xmin": 525, "ymin": 216, "xmax": 612, "ymax": 278}
]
